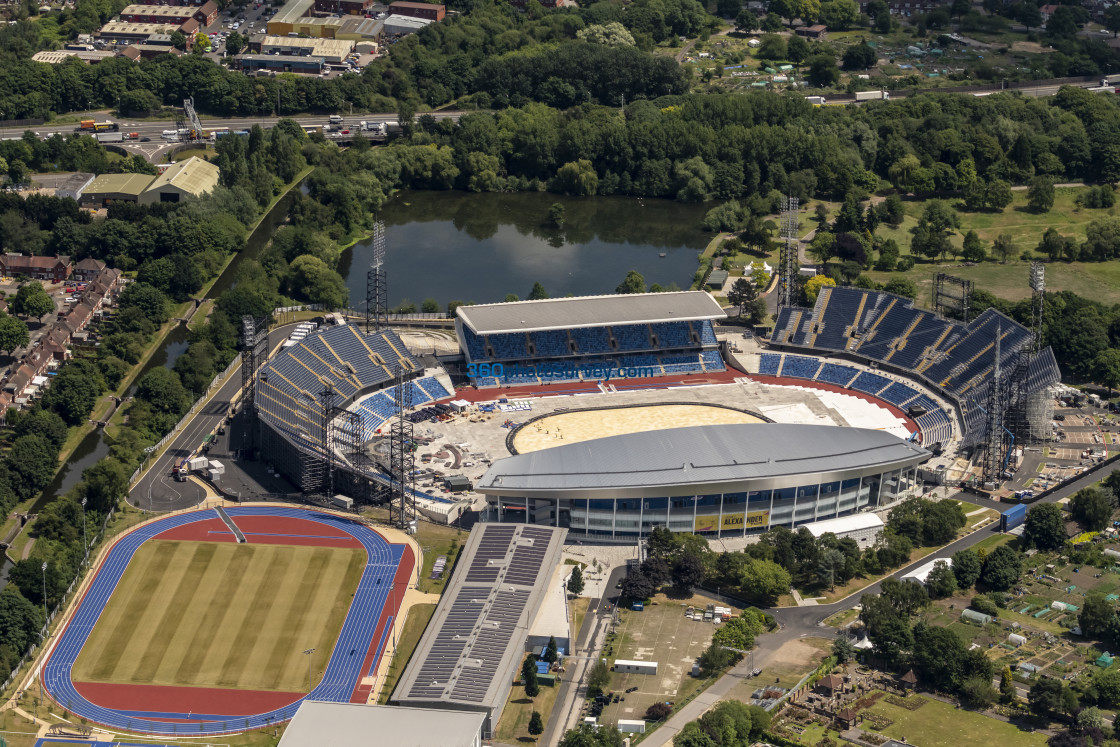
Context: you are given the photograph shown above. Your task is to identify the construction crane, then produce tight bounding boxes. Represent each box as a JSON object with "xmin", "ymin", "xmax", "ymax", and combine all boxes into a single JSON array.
[{"xmin": 184, "ymin": 97, "xmax": 206, "ymax": 142}]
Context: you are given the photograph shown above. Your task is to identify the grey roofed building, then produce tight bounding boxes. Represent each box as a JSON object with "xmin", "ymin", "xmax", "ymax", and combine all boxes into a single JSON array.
[
  {"xmin": 477, "ymin": 423, "xmax": 929, "ymax": 498},
  {"xmin": 278, "ymin": 702, "xmax": 485, "ymax": 747},
  {"xmin": 456, "ymin": 290, "xmax": 725, "ymax": 335},
  {"xmin": 392, "ymin": 524, "xmax": 565, "ymax": 733}
]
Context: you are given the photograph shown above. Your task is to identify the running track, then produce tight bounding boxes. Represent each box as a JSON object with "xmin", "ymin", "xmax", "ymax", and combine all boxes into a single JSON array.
[{"xmin": 42, "ymin": 506, "xmax": 409, "ymax": 736}]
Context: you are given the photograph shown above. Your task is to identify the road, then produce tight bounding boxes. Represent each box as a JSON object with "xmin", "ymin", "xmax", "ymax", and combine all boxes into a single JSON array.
[
  {"xmin": 127, "ymin": 322, "xmax": 297, "ymax": 512},
  {"xmin": 2, "ymin": 111, "xmax": 467, "ymax": 162}
]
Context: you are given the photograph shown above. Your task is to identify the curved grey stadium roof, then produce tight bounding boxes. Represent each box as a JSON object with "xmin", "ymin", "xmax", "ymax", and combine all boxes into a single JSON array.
[{"xmin": 476, "ymin": 424, "xmax": 929, "ymax": 498}]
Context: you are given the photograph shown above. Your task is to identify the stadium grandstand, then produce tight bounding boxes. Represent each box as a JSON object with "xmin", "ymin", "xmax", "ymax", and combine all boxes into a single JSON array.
[
  {"xmin": 255, "ymin": 322, "xmax": 460, "ymax": 521},
  {"xmin": 768, "ymin": 286, "xmax": 1061, "ymax": 450},
  {"xmin": 455, "ymin": 291, "xmax": 727, "ymax": 387},
  {"xmin": 392, "ymin": 523, "xmax": 566, "ymax": 736}
]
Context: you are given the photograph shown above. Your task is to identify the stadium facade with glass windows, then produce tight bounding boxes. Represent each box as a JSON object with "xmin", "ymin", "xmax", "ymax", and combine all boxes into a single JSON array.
[{"xmin": 475, "ymin": 424, "xmax": 930, "ymax": 539}]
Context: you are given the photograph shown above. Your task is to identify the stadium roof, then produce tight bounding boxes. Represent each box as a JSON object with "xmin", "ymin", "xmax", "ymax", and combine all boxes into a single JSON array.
[
  {"xmin": 456, "ymin": 291, "xmax": 725, "ymax": 335},
  {"xmin": 279, "ymin": 702, "xmax": 485, "ymax": 747},
  {"xmin": 393, "ymin": 524, "xmax": 565, "ymax": 724},
  {"xmin": 477, "ymin": 424, "xmax": 929, "ymax": 498}
]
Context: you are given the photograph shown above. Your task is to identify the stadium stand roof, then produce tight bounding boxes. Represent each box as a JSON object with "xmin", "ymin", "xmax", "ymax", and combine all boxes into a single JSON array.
[
  {"xmin": 456, "ymin": 291, "xmax": 724, "ymax": 335},
  {"xmin": 477, "ymin": 424, "xmax": 928, "ymax": 496},
  {"xmin": 279, "ymin": 702, "xmax": 485, "ymax": 747},
  {"xmin": 393, "ymin": 524, "xmax": 566, "ymax": 728}
]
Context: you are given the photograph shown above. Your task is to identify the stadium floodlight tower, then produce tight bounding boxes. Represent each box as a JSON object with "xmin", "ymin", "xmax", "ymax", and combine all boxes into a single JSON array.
[
  {"xmin": 1029, "ymin": 261, "xmax": 1045, "ymax": 353},
  {"xmin": 366, "ymin": 220, "xmax": 389, "ymax": 334},
  {"xmin": 777, "ymin": 195, "xmax": 799, "ymax": 309},
  {"xmin": 240, "ymin": 315, "xmax": 269, "ymax": 417},
  {"xmin": 388, "ymin": 366, "xmax": 415, "ymax": 530}
]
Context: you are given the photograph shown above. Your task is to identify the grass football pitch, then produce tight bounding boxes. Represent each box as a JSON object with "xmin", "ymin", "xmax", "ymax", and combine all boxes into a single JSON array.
[{"xmin": 72, "ymin": 540, "xmax": 365, "ymax": 692}]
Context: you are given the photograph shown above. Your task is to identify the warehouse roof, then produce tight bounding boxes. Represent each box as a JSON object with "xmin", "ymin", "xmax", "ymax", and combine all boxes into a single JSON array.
[
  {"xmin": 84, "ymin": 172, "xmax": 155, "ymax": 197},
  {"xmin": 31, "ymin": 50, "xmax": 116, "ymax": 63},
  {"xmin": 457, "ymin": 291, "xmax": 724, "ymax": 335},
  {"xmin": 145, "ymin": 156, "xmax": 219, "ymax": 198},
  {"xmin": 259, "ymin": 36, "xmax": 354, "ymax": 57},
  {"xmin": 119, "ymin": 4, "xmax": 195, "ymax": 16},
  {"xmin": 279, "ymin": 702, "xmax": 485, "ymax": 747},
  {"xmin": 477, "ymin": 424, "xmax": 929, "ymax": 495},
  {"xmin": 99, "ymin": 21, "xmax": 185, "ymax": 34},
  {"xmin": 393, "ymin": 524, "xmax": 565, "ymax": 720},
  {"xmin": 271, "ymin": 0, "xmax": 315, "ymax": 24},
  {"xmin": 803, "ymin": 512, "xmax": 884, "ymax": 538}
]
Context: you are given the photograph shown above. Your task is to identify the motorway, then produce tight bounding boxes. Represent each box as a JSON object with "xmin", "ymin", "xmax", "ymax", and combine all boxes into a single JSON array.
[{"xmin": 0, "ymin": 111, "xmax": 466, "ymax": 162}]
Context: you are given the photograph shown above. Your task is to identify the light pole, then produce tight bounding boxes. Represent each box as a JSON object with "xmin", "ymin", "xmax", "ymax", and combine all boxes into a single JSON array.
[
  {"xmin": 80, "ymin": 497, "xmax": 87, "ymax": 566},
  {"xmin": 303, "ymin": 648, "xmax": 315, "ymax": 694},
  {"xmin": 40, "ymin": 560, "xmax": 47, "ymax": 713}
]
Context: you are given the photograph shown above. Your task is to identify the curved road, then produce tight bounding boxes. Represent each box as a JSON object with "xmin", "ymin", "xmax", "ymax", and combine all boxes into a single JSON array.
[{"xmin": 129, "ymin": 322, "xmax": 296, "ymax": 512}]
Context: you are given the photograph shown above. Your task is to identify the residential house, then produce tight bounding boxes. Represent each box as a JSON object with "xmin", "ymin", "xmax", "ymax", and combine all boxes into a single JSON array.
[
  {"xmin": 72, "ymin": 258, "xmax": 106, "ymax": 282},
  {"xmin": 0, "ymin": 254, "xmax": 72, "ymax": 282}
]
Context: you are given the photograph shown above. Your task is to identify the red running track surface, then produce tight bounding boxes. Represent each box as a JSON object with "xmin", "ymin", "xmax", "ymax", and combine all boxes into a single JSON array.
[
  {"xmin": 73, "ymin": 681, "xmax": 303, "ymax": 717},
  {"xmin": 440, "ymin": 368, "xmax": 742, "ymax": 404},
  {"xmin": 153, "ymin": 515, "xmax": 363, "ymax": 549}
]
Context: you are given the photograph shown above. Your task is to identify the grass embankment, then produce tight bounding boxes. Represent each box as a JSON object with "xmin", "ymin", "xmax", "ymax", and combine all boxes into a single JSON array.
[{"xmin": 377, "ymin": 602, "xmax": 437, "ymax": 704}]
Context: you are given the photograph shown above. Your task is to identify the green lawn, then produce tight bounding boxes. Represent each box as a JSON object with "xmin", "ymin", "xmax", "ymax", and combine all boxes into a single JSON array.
[
  {"xmin": 378, "ymin": 602, "xmax": 437, "ymax": 704},
  {"xmin": 862, "ymin": 693, "xmax": 1049, "ymax": 747}
]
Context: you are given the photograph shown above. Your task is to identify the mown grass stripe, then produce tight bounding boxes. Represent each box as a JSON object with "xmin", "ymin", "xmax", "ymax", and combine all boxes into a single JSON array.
[
  {"xmin": 261, "ymin": 548, "xmax": 333, "ymax": 690},
  {"xmin": 214, "ymin": 549, "xmax": 293, "ymax": 688}
]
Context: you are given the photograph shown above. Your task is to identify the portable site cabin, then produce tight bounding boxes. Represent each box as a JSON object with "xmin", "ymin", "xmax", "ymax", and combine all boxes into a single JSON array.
[
  {"xmin": 614, "ymin": 660, "xmax": 658, "ymax": 675},
  {"xmin": 617, "ymin": 720, "xmax": 646, "ymax": 734}
]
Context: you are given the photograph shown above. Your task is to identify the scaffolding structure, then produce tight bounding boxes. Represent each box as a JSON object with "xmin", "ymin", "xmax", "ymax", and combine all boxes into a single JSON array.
[
  {"xmin": 387, "ymin": 367, "xmax": 415, "ymax": 529},
  {"xmin": 1006, "ymin": 261, "xmax": 1050, "ymax": 444},
  {"xmin": 299, "ymin": 393, "xmax": 325, "ymax": 495},
  {"xmin": 980, "ymin": 323, "xmax": 1006, "ymax": 486},
  {"xmin": 366, "ymin": 221, "xmax": 389, "ymax": 334},
  {"xmin": 240, "ymin": 315, "xmax": 269, "ymax": 417},
  {"xmin": 933, "ymin": 273, "xmax": 973, "ymax": 322},
  {"xmin": 777, "ymin": 196, "xmax": 799, "ymax": 310},
  {"xmin": 183, "ymin": 97, "xmax": 205, "ymax": 142}
]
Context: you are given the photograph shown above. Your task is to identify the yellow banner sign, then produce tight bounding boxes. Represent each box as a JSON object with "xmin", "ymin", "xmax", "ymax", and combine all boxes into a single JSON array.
[{"xmin": 694, "ymin": 511, "xmax": 770, "ymax": 533}]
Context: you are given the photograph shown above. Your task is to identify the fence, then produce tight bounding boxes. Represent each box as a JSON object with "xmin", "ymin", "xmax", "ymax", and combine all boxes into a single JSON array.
[
  {"xmin": 0, "ymin": 505, "xmax": 116, "ymax": 697},
  {"xmin": 273, "ymin": 304, "xmax": 450, "ymax": 321},
  {"xmin": 127, "ymin": 355, "xmax": 241, "ymax": 489}
]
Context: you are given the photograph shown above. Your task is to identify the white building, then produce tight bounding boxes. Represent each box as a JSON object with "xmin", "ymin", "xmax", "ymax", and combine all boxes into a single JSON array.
[
  {"xmin": 614, "ymin": 660, "xmax": 658, "ymax": 675},
  {"xmin": 279, "ymin": 702, "xmax": 485, "ymax": 747},
  {"xmin": 900, "ymin": 557, "xmax": 951, "ymax": 585},
  {"xmin": 803, "ymin": 512, "xmax": 885, "ymax": 547}
]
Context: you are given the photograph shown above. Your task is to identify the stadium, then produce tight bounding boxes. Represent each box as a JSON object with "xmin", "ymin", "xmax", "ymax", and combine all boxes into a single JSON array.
[
  {"xmin": 246, "ymin": 278, "xmax": 1060, "ymax": 539},
  {"xmin": 40, "ymin": 505, "xmax": 414, "ymax": 736}
]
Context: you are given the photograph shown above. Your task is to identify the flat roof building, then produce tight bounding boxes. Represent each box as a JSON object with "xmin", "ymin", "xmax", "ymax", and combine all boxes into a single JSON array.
[
  {"xmin": 803, "ymin": 512, "xmax": 884, "ymax": 546},
  {"xmin": 393, "ymin": 524, "xmax": 566, "ymax": 734},
  {"xmin": 476, "ymin": 424, "xmax": 928, "ymax": 538},
  {"xmin": 279, "ymin": 702, "xmax": 485, "ymax": 747},
  {"xmin": 81, "ymin": 172, "xmax": 155, "ymax": 205},
  {"xmin": 139, "ymin": 156, "xmax": 219, "ymax": 204},
  {"xmin": 258, "ymin": 35, "xmax": 354, "ymax": 62},
  {"xmin": 98, "ymin": 20, "xmax": 189, "ymax": 41},
  {"xmin": 31, "ymin": 50, "xmax": 117, "ymax": 64},
  {"xmin": 389, "ymin": 1, "xmax": 445, "ymax": 21},
  {"xmin": 52, "ymin": 172, "xmax": 95, "ymax": 201},
  {"xmin": 383, "ymin": 14, "xmax": 431, "ymax": 34}
]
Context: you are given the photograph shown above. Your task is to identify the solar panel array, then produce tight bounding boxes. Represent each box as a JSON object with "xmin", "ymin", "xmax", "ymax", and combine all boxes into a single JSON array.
[{"xmin": 398, "ymin": 524, "xmax": 565, "ymax": 712}]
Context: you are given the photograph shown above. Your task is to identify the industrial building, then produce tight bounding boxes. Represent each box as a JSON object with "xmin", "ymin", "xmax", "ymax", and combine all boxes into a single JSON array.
[
  {"xmin": 31, "ymin": 50, "xmax": 117, "ymax": 64},
  {"xmin": 279, "ymin": 702, "xmax": 485, "ymax": 747},
  {"xmin": 81, "ymin": 172, "xmax": 155, "ymax": 206},
  {"xmin": 392, "ymin": 524, "xmax": 566, "ymax": 735},
  {"xmin": 97, "ymin": 21, "xmax": 192, "ymax": 44},
  {"xmin": 256, "ymin": 35, "xmax": 355, "ymax": 63},
  {"xmin": 138, "ymin": 156, "xmax": 220, "ymax": 204},
  {"xmin": 389, "ymin": 1, "xmax": 445, "ymax": 21},
  {"xmin": 118, "ymin": 2, "xmax": 217, "ymax": 26},
  {"xmin": 476, "ymin": 424, "xmax": 928, "ymax": 538},
  {"xmin": 383, "ymin": 14, "xmax": 431, "ymax": 34},
  {"xmin": 52, "ymin": 172, "xmax": 95, "ymax": 202},
  {"xmin": 238, "ymin": 54, "xmax": 326, "ymax": 74},
  {"xmin": 313, "ymin": 0, "xmax": 376, "ymax": 16}
]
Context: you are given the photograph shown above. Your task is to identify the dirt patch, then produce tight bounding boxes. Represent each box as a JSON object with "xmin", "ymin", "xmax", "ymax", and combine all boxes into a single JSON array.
[
  {"xmin": 768, "ymin": 637, "xmax": 833, "ymax": 671},
  {"xmin": 1010, "ymin": 41, "xmax": 1055, "ymax": 53}
]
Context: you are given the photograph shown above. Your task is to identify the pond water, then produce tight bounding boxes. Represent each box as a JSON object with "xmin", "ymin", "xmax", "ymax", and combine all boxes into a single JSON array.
[{"xmin": 340, "ymin": 191, "xmax": 712, "ymax": 309}]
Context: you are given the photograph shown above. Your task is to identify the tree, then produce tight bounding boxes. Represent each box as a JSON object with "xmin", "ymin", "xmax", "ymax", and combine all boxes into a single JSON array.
[
  {"xmin": 545, "ymin": 635, "xmax": 559, "ymax": 664},
  {"xmin": 817, "ymin": 547, "xmax": 845, "ymax": 590},
  {"xmin": 587, "ymin": 660, "xmax": 611, "ymax": 696},
  {"xmin": 992, "ymin": 233, "xmax": 1017, "ymax": 263},
  {"xmin": 961, "ymin": 230, "xmax": 986, "ymax": 262},
  {"xmin": 1070, "ymin": 486, "xmax": 1113, "ymax": 531},
  {"xmin": 1106, "ymin": 3, "xmax": 1120, "ymax": 36},
  {"xmin": 1000, "ymin": 668, "xmax": 1016, "ymax": 703},
  {"xmin": 820, "ymin": 0, "xmax": 859, "ymax": 28},
  {"xmin": 81, "ymin": 458, "xmax": 129, "ymax": 515},
  {"xmin": 673, "ymin": 553, "xmax": 706, "ymax": 590},
  {"xmin": 1028, "ymin": 177, "xmax": 1055, "ymax": 214},
  {"xmin": 225, "ymin": 30, "xmax": 246, "ymax": 55},
  {"xmin": 421, "ymin": 299, "xmax": 440, "ymax": 313},
  {"xmin": 137, "ymin": 367, "xmax": 190, "ymax": 415},
  {"xmin": 806, "ymin": 55, "xmax": 840, "ymax": 87},
  {"xmin": 735, "ymin": 9, "xmax": 759, "ymax": 31},
  {"xmin": 808, "ymin": 231, "xmax": 837, "ymax": 266},
  {"xmin": 951, "ymin": 549, "xmax": 982, "ymax": 589},
  {"xmin": 567, "ymin": 565, "xmax": 584, "ymax": 595},
  {"xmin": 698, "ymin": 641, "xmax": 733, "ymax": 676},
  {"xmin": 646, "ymin": 702, "xmax": 672, "ymax": 721},
  {"xmin": 786, "ymin": 34, "xmax": 810, "ymax": 63},
  {"xmin": 117, "ymin": 282, "xmax": 170, "ymax": 325},
  {"xmin": 1029, "ymin": 676, "xmax": 1077, "ymax": 717},
  {"xmin": 1081, "ymin": 593, "xmax": 1117, "ymax": 637},
  {"xmin": 552, "ymin": 160, "xmax": 598, "ymax": 196},
  {"xmin": 528, "ymin": 711, "xmax": 544, "ymax": 739},
  {"xmin": 712, "ymin": 611, "xmax": 766, "ymax": 651},
  {"xmin": 910, "ymin": 201, "xmax": 960, "ymax": 260},
  {"xmin": 833, "ymin": 636, "xmax": 858, "ymax": 663},
  {"xmin": 616, "ymin": 270, "xmax": 647, "ymax": 294},
  {"xmin": 522, "ymin": 653, "xmax": 538, "ymax": 682},
  {"xmin": 926, "ymin": 560, "xmax": 958, "ymax": 599},
  {"xmin": 524, "ymin": 669, "xmax": 540, "ymax": 698},
  {"xmin": 7, "ymin": 434, "xmax": 56, "ymax": 500},
  {"xmin": 577, "ymin": 21, "xmax": 637, "ymax": 46},
  {"xmin": 980, "ymin": 545, "xmax": 1021, "ymax": 591},
  {"xmin": 10, "ymin": 282, "xmax": 53, "ymax": 321},
  {"xmin": 842, "ymin": 42, "xmax": 877, "ymax": 70},
  {"xmin": 739, "ymin": 558, "xmax": 791, "ymax": 604},
  {"xmin": 528, "ymin": 282, "xmax": 549, "ymax": 300},
  {"xmin": 621, "ymin": 567, "xmax": 657, "ymax": 600},
  {"xmin": 170, "ymin": 29, "xmax": 187, "ymax": 50},
  {"xmin": 0, "ymin": 314, "xmax": 28, "ymax": 356},
  {"xmin": 728, "ymin": 277, "xmax": 758, "ymax": 317},
  {"xmin": 960, "ymin": 675, "xmax": 997, "ymax": 708},
  {"xmin": 805, "ymin": 275, "xmax": 836, "ymax": 304},
  {"xmin": 1023, "ymin": 503, "xmax": 1067, "ymax": 551},
  {"xmin": 1096, "ymin": 666, "xmax": 1120, "ymax": 708},
  {"xmin": 757, "ymin": 34, "xmax": 787, "ymax": 60},
  {"xmin": 883, "ymin": 277, "xmax": 917, "ymax": 299}
]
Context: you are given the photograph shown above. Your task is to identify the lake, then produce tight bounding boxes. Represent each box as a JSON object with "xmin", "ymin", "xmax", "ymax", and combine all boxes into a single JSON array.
[{"xmin": 340, "ymin": 191, "xmax": 712, "ymax": 309}]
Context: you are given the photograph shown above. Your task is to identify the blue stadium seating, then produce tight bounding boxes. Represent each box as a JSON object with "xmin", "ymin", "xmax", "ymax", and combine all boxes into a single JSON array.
[
  {"xmin": 613, "ymin": 324, "xmax": 652, "ymax": 351},
  {"xmin": 621, "ymin": 355, "xmax": 659, "ymax": 370},
  {"xmin": 698, "ymin": 321, "xmax": 718, "ymax": 346},
  {"xmin": 488, "ymin": 332, "xmax": 528, "ymax": 360},
  {"xmin": 850, "ymin": 371, "xmax": 891, "ymax": 396},
  {"xmin": 530, "ymin": 330, "xmax": 570, "ymax": 358},
  {"xmin": 571, "ymin": 326, "xmax": 611, "ymax": 355},
  {"xmin": 812, "ymin": 287, "xmax": 867, "ymax": 351},
  {"xmin": 700, "ymin": 350, "xmax": 724, "ymax": 371},
  {"xmin": 460, "ymin": 326, "xmax": 487, "ymax": 360},
  {"xmin": 782, "ymin": 355, "xmax": 820, "ymax": 380},
  {"xmin": 661, "ymin": 353, "xmax": 705, "ymax": 374},
  {"xmin": 916, "ymin": 409, "xmax": 952, "ymax": 444},
  {"xmin": 652, "ymin": 322, "xmax": 693, "ymax": 349},
  {"xmin": 907, "ymin": 394, "xmax": 939, "ymax": 414},
  {"xmin": 816, "ymin": 363, "xmax": 858, "ymax": 387},
  {"xmin": 759, "ymin": 353, "xmax": 782, "ymax": 376},
  {"xmin": 878, "ymin": 382, "xmax": 919, "ymax": 408}
]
